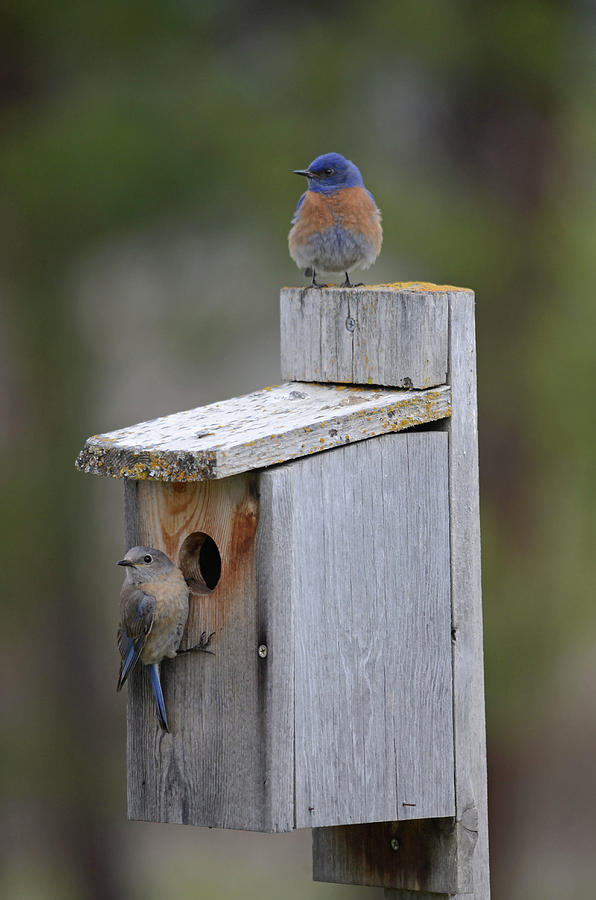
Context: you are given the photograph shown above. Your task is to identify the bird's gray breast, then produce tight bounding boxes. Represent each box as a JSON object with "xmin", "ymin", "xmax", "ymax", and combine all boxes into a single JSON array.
[
  {"xmin": 141, "ymin": 617, "xmax": 186, "ymax": 663},
  {"xmin": 307, "ymin": 226, "xmax": 373, "ymax": 272}
]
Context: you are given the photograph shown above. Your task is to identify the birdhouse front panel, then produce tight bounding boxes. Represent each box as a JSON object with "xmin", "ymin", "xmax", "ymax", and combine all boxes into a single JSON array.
[
  {"xmin": 122, "ymin": 428, "xmax": 454, "ymax": 832},
  {"xmin": 123, "ymin": 473, "xmax": 287, "ymax": 831}
]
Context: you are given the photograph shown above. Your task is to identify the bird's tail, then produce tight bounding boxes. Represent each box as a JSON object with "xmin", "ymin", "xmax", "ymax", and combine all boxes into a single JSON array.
[{"xmin": 148, "ymin": 663, "xmax": 169, "ymax": 732}]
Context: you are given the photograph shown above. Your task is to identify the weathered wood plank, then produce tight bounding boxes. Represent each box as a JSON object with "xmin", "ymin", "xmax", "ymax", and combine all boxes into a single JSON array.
[
  {"xmin": 76, "ymin": 382, "xmax": 451, "ymax": 482},
  {"xmin": 289, "ymin": 432, "xmax": 454, "ymax": 829},
  {"xmin": 256, "ymin": 468, "xmax": 296, "ymax": 832},
  {"xmin": 280, "ymin": 283, "xmax": 459, "ymax": 389},
  {"xmin": 384, "ymin": 891, "xmax": 449, "ymax": 899},
  {"xmin": 312, "ymin": 819, "xmax": 457, "ymax": 893},
  {"xmin": 447, "ymin": 290, "xmax": 489, "ymax": 898},
  {"xmin": 124, "ymin": 475, "xmax": 288, "ymax": 831}
]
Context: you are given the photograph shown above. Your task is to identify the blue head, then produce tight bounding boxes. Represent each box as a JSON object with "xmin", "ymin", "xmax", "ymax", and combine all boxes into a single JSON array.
[{"xmin": 293, "ymin": 152, "xmax": 364, "ymax": 194}]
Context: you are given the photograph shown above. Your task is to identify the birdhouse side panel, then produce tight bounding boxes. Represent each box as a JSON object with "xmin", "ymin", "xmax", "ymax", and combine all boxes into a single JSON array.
[
  {"xmin": 123, "ymin": 476, "xmax": 279, "ymax": 831},
  {"xmin": 285, "ymin": 431, "xmax": 454, "ymax": 828}
]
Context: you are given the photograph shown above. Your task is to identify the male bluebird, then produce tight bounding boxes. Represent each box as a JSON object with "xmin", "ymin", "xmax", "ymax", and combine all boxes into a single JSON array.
[
  {"xmin": 288, "ymin": 151, "xmax": 382, "ymax": 287},
  {"xmin": 116, "ymin": 546, "xmax": 212, "ymax": 733}
]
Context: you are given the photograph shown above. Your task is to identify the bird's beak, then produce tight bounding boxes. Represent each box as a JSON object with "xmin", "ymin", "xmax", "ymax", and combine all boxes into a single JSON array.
[
  {"xmin": 117, "ymin": 559, "xmax": 135, "ymax": 567},
  {"xmin": 293, "ymin": 169, "xmax": 317, "ymax": 178}
]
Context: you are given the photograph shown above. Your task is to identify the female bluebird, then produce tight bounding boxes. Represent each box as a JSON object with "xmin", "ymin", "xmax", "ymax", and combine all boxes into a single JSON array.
[
  {"xmin": 288, "ymin": 152, "xmax": 382, "ymax": 287},
  {"xmin": 116, "ymin": 546, "xmax": 212, "ymax": 732}
]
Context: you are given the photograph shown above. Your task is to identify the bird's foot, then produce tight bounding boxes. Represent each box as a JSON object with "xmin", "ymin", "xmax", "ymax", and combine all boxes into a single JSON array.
[
  {"xmin": 307, "ymin": 268, "xmax": 327, "ymax": 288},
  {"xmin": 178, "ymin": 631, "xmax": 216, "ymax": 655},
  {"xmin": 340, "ymin": 273, "xmax": 363, "ymax": 288}
]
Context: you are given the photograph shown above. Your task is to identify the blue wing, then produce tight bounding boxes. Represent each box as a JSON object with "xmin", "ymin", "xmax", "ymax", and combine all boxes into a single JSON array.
[
  {"xmin": 117, "ymin": 588, "xmax": 156, "ymax": 691},
  {"xmin": 291, "ymin": 192, "xmax": 306, "ymax": 225},
  {"xmin": 366, "ymin": 189, "xmax": 378, "ymax": 209},
  {"xmin": 149, "ymin": 663, "xmax": 169, "ymax": 732}
]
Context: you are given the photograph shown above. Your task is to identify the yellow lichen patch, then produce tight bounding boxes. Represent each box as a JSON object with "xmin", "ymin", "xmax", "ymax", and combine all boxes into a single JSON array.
[
  {"xmin": 284, "ymin": 281, "xmax": 470, "ymax": 292},
  {"xmin": 114, "ymin": 451, "xmax": 187, "ymax": 482},
  {"xmin": 366, "ymin": 281, "xmax": 471, "ymax": 293},
  {"xmin": 119, "ymin": 462, "xmax": 147, "ymax": 479}
]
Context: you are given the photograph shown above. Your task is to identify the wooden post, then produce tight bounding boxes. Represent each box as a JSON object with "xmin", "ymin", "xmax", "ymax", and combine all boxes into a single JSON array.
[{"xmin": 280, "ymin": 284, "xmax": 490, "ymax": 898}]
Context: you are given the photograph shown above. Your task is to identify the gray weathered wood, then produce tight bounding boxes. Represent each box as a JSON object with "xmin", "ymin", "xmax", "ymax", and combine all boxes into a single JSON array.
[
  {"xmin": 91, "ymin": 280, "xmax": 488, "ymax": 893},
  {"xmin": 385, "ymin": 892, "xmax": 449, "ymax": 899},
  {"xmin": 122, "ymin": 430, "xmax": 455, "ymax": 835},
  {"xmin": 76, "ymin": 381, "xmax": 451, "ymax": 481},
  {"xmin": 123, "ymin": 474, "xmax": 295, "ymax": 831},
  {"xmin": 313, "ymin": 819, "xmax": 457, "ymax": 893},
  {"xmin": 255, "ymin": 468, "xmax": 296, "ymax": 831},
  {"xmin": 446, "ymin": 290, "xmax": 489, "ymax": 898},
  {"xmin": 280, "ymin": 283, "xmax": 461, "ymax": 389},
  {"xmin": 289, "ymin": 432, "xmax": 454, "ymax": 829},
  {"xmin": 312, "ymin": 288, "xmax": 489, "ymax": 898}
]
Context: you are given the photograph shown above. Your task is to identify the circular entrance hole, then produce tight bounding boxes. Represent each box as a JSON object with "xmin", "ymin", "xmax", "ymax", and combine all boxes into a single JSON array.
[{"xmin": 179, "ymin": 532, "xmax": 222, "ymax": 593}]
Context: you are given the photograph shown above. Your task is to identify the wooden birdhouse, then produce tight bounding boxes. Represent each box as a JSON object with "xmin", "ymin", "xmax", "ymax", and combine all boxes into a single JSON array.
[{"xmin": 76, "ymin": 283, "xmax": 490, "ymax": 899}]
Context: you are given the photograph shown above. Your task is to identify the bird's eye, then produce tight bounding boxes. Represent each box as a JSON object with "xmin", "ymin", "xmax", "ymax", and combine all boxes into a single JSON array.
[
  {"xmin": 324, "ymin": 167, "xmax": 334, "ymax": 176},
  {"xmin": 143, "ymin": 554, "xmax": 152, "ymax": 563}
]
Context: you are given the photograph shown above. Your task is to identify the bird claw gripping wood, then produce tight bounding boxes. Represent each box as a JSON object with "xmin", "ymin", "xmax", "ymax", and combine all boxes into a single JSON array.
[{"xmin": 178, "ymin": 630, "xmax": 216, "ymax": 656}]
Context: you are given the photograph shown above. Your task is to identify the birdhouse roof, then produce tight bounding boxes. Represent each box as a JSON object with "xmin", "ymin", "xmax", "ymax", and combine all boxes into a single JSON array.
[{"xmin": 76, "ymin": 381, "xmax": 451, "ymax": 482}]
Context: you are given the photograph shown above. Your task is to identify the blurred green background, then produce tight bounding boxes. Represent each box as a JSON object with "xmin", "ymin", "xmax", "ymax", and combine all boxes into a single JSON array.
[{"xmin": 2, "ymin": 1, "xmax": 595, "ymax": 898}]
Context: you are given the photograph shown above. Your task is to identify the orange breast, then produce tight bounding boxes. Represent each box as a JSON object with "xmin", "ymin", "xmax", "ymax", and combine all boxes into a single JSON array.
[
  {"xmin": 289, "ymin": 185, "xmax": 382, "ymax": 270},
  {"xmin": 290, "ymin": 191, "xmax": 335, "ymax": 243},
  {"xmin": 328, "ymin": 187, "xmax": 379, "ymax": 235},
  {"xmin": 292, "ymin": 187, "xmax": 380, "ymax": 237}
]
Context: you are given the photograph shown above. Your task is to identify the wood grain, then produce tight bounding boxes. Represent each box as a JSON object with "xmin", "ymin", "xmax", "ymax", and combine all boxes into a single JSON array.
[
  {"xmin": 114, "ymin": 282, "xmax": 488, "ymax": 896},
  {"xmin": 77, "ymin": 382, "xmax": 451, "ymax": 482},
  {"xmin": 311, "ymin": 289, "xmax": 490, "ymax": 898},
  {"xmin": 280, "ymin": 284, "xmax": 454, "ymax": 389},
  {"xmin": 288, "ymin": 432, "xmax": 454, "ymax": 829},
  {"xmin": 256, "ymin": 467, "xmax": 296, "ymax": 832},
  {"xmin": 384, "ymin": 891, "xmax": 449, "ymax": 900},
  {"xmin": 123, "ymin": 430, "xmax": 455, "ymax": 836},
  {"xmin": 124, "ymin": 475, "xmax": 287, "ymax": 831},
  {"xmin": 446, "ymin": 290, "xmax": 489, "ymax": 898},
  {"xmin": 313, "ymin": 819, "xmax": 457, "ymax": 893}
]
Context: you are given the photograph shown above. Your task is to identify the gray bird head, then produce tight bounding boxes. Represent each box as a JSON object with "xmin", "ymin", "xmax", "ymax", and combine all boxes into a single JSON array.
[{"xmin": 116, "ymin": 546, "xmax": 174, "ymax": 584}]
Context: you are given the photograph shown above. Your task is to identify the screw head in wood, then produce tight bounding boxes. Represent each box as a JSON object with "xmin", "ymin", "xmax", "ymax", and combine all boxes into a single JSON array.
[
  {"xmin": 345, "ymin": 316, "xmax": 356, "ymax": 332},
  {"xmin": 257, "ymin": 644, "xmax": 268, "ymax": 659},
  {"xmin": 390, "ymin": 838, "xmax": 399, "ymax": 851}
]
